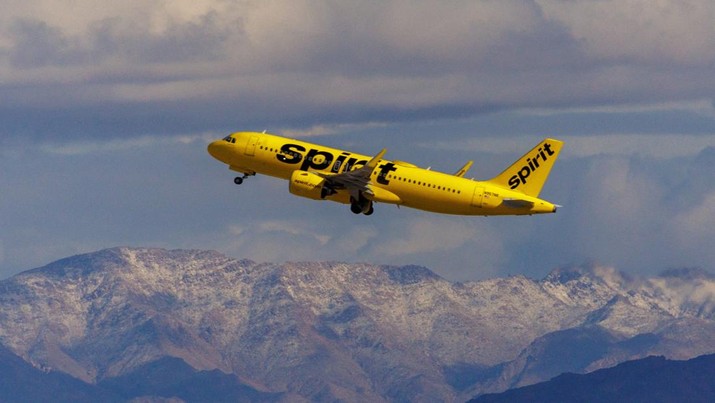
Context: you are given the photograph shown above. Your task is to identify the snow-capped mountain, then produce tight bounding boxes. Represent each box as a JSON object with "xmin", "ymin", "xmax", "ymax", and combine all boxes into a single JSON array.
[{"xmin": 0, "ymin": 248, "xmax": 713, "ymax": 401}]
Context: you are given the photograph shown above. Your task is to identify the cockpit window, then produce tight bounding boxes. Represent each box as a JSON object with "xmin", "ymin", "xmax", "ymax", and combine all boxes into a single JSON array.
[{"xmin": 222, "ymin": 135, "xmax": 237, "ymax": 144}]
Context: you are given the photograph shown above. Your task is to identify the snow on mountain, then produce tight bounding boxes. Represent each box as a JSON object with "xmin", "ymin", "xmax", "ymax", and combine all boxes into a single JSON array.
[{"xmin": 0, "ymin": 247, "xmax": 713, "ymax": 401}]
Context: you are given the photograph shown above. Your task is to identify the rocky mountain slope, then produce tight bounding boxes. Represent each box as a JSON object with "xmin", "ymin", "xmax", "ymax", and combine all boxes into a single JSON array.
[{"xmin": 0, "ymin": 248, "xmax": 713, "ymax": 401}]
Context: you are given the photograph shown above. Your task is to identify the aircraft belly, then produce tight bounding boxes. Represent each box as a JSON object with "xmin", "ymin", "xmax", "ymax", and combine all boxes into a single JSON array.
[{"xmin": 399, "ymin": 189, "xmax": 474, "ymax": 215}]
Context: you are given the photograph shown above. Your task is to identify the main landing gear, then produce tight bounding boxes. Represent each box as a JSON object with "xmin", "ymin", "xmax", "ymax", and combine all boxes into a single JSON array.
[{"xmin": 350, "ymin": 196, "xmax": 374, "ymax": 216}]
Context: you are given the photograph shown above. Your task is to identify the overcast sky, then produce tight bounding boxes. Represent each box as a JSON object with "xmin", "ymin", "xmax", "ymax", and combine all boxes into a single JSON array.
[{"xmin": 1, "ymin": 0, "xmax": 714, "ymax": 281}]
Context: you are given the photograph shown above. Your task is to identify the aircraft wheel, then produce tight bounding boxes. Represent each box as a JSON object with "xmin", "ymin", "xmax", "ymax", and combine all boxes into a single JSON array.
[
  {"xmin": 234, "ymin": 177, "xmax": 244, "ymax": 185},
  {"xmin": 350, "ymin": 203, "xmax": 362, "ymax": 214},
  {"xmin": 364, "ymin": 205, "xmax": 374, "ymax": 216}
]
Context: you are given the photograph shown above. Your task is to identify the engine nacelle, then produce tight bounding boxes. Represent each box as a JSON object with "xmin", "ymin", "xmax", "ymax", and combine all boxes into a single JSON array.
[{"xmin": 289, "ymin": 170, "xmax": 331, "ymax": 200}]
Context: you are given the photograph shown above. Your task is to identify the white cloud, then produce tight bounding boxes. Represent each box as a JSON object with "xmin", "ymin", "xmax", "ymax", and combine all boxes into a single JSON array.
[
  {"xmin": 376, "ymin": 1, "xmax": 543, "ymax": 60},
  {"xmin": 0, "ymin": 0, "xmax": 222, "ymax": 38},
  {"xmin": 325, "ymin": 226, "xmax": 380, "ymax": 257},
  {"xmin": 673, "ymin": 191, "xmax": 715, "ymax": 264},
  {"xmin": 538, "ymin": 0, "xmax": 715, "ymax": 64},
  {"xmin": 3, "ymin": 0, "xmax": 715, "ymax": 136},
  {"xmin": 369, "ymin": 216, "xmax": 478, "ymax": 256},
  {"xmin": 275, "ymin": 122, "xmax": 397, "ymax": 140},
  {"xmin": 359, "ymin": 215, "xmax": 507, "ymax": 280},
  {"xmin": 38, "ymin": 133, "xmax": 217, "ymax": 156}
]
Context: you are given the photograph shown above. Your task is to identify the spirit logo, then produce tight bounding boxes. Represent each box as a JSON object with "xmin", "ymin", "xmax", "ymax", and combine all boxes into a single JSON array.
[
  {"xmin": 508, "ymin": 143, "xmax": 555, "ymax": 189},
  {"xmin": 277, "ymin": 143, "xmax": 399, "ymax": 185},
  {"xmin": 277, "ymin": 144, "xmax": 368, "ymax": 173}
]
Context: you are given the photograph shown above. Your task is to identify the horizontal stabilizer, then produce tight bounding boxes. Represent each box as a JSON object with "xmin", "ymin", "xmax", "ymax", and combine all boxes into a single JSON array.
[{"xmin": 501, "ymin": 198, "xmax": 534, "ymax": 209}]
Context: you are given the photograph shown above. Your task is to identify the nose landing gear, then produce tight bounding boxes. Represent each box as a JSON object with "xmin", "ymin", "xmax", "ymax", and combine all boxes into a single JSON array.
[{"xmin": 233, "ymin": 173, "xmax": 253, "ymax": 185}]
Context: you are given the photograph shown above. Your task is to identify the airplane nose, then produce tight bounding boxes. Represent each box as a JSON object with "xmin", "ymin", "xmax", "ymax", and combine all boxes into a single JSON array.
[
  {"xmin": 207, "ymin": 141, "xmax": 222, "ymax": 160},
  {"xmin": 208, "ymin": 140, "xmax": 231, "ymax": 164}
]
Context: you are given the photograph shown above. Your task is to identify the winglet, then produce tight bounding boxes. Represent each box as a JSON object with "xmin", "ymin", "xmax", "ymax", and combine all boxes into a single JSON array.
[
  {"xmin": 366, "ymin": 149, "xmax": 387, "ymax": 170},
  {"xmin": 454, "ymin": 161, "xmax": 473, "ymax": 177}
]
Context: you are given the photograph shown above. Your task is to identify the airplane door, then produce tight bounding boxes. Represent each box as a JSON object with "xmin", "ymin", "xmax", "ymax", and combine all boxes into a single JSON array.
[
  {"xmin": 471, "ymin": 185, "xmax": 483, "ymax": 207},
  {"xmin": 244, "ymin": 135, "xmax": 258, "ymax": 156}
]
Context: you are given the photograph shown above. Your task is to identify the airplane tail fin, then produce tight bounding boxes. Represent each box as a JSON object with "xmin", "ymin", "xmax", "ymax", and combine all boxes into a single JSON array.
[{"xmin": 487, "ymin": 138, "xmax": 563, "ymax": 197}]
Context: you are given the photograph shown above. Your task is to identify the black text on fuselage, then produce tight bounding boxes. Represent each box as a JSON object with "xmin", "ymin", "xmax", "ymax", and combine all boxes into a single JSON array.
[{"xmin": 276, "ymin": 143, "xmax": 398, "ymax": 185}]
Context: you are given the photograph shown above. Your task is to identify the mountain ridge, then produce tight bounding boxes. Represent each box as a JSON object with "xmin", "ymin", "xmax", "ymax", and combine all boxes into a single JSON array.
[
  {"xmin": 470, "ymin": 353, "xmax": 715, "ymax": 403},
  {"xmin": 1, "ymin": 247, "xmax": 714, "ymax": 401}
]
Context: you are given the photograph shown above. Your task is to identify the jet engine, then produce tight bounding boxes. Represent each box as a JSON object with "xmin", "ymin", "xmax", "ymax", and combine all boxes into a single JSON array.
[{"xmin": 289, "ymin": 171, "xmax": 335, "ymax": 200}]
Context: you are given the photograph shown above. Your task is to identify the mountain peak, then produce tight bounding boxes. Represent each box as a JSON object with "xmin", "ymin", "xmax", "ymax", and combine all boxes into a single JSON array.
[
  {"xmin": 23, "ymin": 247, "xmax": 234, "ymax": 278},
  {"xmin": 24, "ymin": 247, "xmax": 130, "ymax": 278},
  {"xmin": 381, "ymin": 264, "xmax": 442, "ymax": 285},
  {"xmin": 542, "ymin": 264, "xmax": 630, "ymax": 288}
]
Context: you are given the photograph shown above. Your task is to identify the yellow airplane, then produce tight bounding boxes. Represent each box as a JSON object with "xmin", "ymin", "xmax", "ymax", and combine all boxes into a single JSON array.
[{"xmin": 208, "ymin": 131, "xmax": 563, "ymax": 216}]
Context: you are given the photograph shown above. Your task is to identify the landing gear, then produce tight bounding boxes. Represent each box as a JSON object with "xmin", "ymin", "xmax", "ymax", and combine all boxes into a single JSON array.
[
  {"xmin": 233, "ymin": 173, "xmax": 252, "ymax": 185},
  {"xmin": 350, "ymin": 196, "xmax": 374, "ymax": 215}
]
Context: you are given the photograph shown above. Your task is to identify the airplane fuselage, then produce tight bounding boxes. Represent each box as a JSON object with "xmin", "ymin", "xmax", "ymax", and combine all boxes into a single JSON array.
[{"xmin": 208, "ymin": 131, "xmax": 562, "ymax": 216}]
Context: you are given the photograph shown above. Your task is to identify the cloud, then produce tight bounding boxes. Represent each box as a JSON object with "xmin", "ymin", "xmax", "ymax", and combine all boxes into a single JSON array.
[
  {"xmin": 38, "ymin": 133, "xmax": 216, "ymax": 156},
  {"xmin": 539, "ymin": 0, "xmax": 715, "ymax": 65},
  {"xmin": 348, "ymin": 214, "xmax": 508, "ymax": 280},
  {"xmin": 543, "ymin": 146, "xmax": 715, "ymax": 273},
  {"xmin": 673, "ymin": 191, "xmax": 715, "ymax": 265},
  {"xmin": 368, "ymin": 216, "xmax": 478, "ymax": 256},
  {"xmin": 2, "ymin": 1, "xmax": 715, "ymax": 142},
  {"xmin": 224, "ymin": 217, "xmax": 382, "ymax": 264}
]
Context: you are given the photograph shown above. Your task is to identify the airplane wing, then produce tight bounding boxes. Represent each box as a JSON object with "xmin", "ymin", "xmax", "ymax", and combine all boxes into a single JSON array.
[{"xmin": 315, "ymin": 149, "xmax": 387, "ymax": 197}]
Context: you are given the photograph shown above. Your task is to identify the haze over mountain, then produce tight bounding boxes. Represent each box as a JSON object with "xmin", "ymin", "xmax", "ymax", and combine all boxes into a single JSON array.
[{"xmin": 0, "ymin": 247, "xmax": 714, "ymax": 401}]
